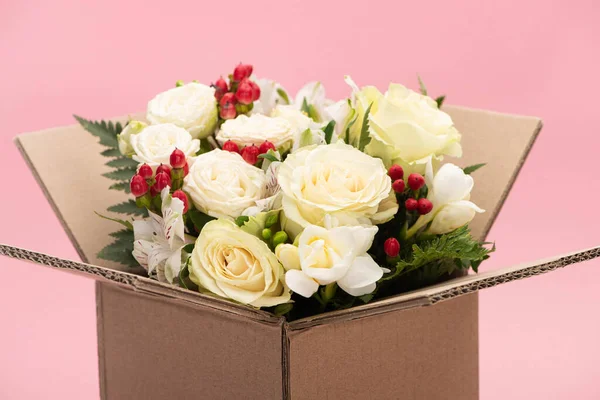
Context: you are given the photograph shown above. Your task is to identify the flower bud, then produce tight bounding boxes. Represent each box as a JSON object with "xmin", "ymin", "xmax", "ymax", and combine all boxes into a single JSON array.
[
  {"xmin": 405, "ymin": 198, "xmax": 419, "ymax": 211},
  {"xmin": 169, "ymin": 148, "xmax": 187, "ymax": 169},
  {"xmin": 249, "ymin": 80, "xmax": 261, "ymax": 101},
  {"xmin": 388, "ymin": 164, "xmax": 404, "ymax": 181},
  {"xmin": 154, "ymin": 171, "xmax": 171, "ymax": 191},
  {"xmin": 222, "ymin": 140, "xmax": 240, "ymax": 154},
  {"xmin": 392, "ymin": 179, "xmax": 405, "ymax": 193},
  {"xmin": 258, "ymin": 140, "xmax": 276, "ymax": 154},
  {"xmin": 262, "ymin": 228, "xmax": 272, "ymax": 241},
  {"xmin": 213, "ymin": 77, "xmax": 228, "ymax": 101},
  {"xmin": 417, "ymin": 198, "xmax": 433, "ymax": 215},
  {"xmin": 407, "ymin": 173, "xmax": 425, "ymax": 191},
  {"xmin": 384, "ymin": 238, "xmax": 400, "ymax": 257},
  {"xmin": 241, "ymin": 145, "xmax": 260, "ymax": 165},
  {"xmin": 264, "ymin": 212, "xmax": 279, "ymax": 228},
  {"xmin": 235, "ymin": 79, "xmax": 254, "ymax": 105},
  {"xmin": 130, "ymin": 174, "xmax": 149, "ymax": 197},
  {"xmin": 156, "ymin": 164, "xmax": 171, "ymax": 176},
  {"xmin": 272, "ymin": 231, "xmax": 288, "ymax": 247},
  {"xmin": 138, "ymin": 163, "xmax": 153, "ymax": 179},
  {"xmin": 172, "ymin": 190, "xmax": 189, "ymax": 213},
  {"xmin": 175, "ymin": 80, "xmax": 184, "ymax": 87},
  {"xmin": 233, "ymin": 63, "xmax": 253, "ymax": 81}
]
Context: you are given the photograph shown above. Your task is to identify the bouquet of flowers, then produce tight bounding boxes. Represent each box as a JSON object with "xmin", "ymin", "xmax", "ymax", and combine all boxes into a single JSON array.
[{"xmin": 76, "ymin": 63, "xmax": 492, "ymax": 319}]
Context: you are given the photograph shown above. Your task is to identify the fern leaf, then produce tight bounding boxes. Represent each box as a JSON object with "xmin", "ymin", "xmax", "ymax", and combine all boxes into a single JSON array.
[
  {"xmin": 107, "ymin": 200, "xmax": 147, "ymax": 216},
  {"xmin": 74, "ymin": 115, "xmax": 121, "ymax": 148},
  {"xmin": 102, "ymin": 167, "xmax": 136, "ymax": 182},
  {"xmin": 106, "ymin": 157, "xmax": 138, "ymax": 169}
]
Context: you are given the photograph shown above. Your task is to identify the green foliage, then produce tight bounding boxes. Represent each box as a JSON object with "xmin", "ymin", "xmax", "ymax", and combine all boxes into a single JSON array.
[
  {"xmin": 188, "ymin": 209, "xmax": 215, "ymax": 232},
  {"xmin": 74, "ymin": 115, "xmax": 122, "ymax": 148},
  {"xmin": 107, "ymin": 200, "xmax": 148, "ymax": 216},
  {"xmin": 276, "ymin": 88, "xmax": 291, "ymax": 105},
  {"xmin": 102, "ymin": 167, "xmax": 136, "ymax": 181},
  {"xmin": 273, "ymin": 303, "xmax": 293, "ymax": 317},
  {"xmin": 435, "ymin": 95, "xmax": 446, "ymax": 108},
  {"xmin": 258, "ymin": 153, "xmax": 279, "ymax": 162},
  {"xmin": 322, "ymin": 120, "xmax": 336, "ymax": 144},
  {"xmin": 109, "ymin": 182, "xmax": 131, "ymax": 193},
  {"xmin": 106, "ymin": 157, "xmax": 139, "ymax": 169},
  {"xmin": 417, "ymin": 75, "xmax": 428, "ymax": 96},
  {"xmin": 358, "ymin": 103, "xmax": 373, "ymax": 151},
  {"xmin": 97, "ymin": 228, "xmax": 138, "ymax": 267},
  {"xmin": 463, "ymin": 163, "xmax": 486, "ymax": 175},
  {"xmin": 94, "ymin": 212, "xmax": 133, "ymax": 231},
  {"xmin": 101, "ymin": 148, "xmax": 121, "ymax": 157}
]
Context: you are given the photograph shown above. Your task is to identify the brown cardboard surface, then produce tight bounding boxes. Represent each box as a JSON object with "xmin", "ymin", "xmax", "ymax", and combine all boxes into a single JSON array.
[
  {"xmin": 96, "ymin": 282, "xmax": 285, "ymax": 400},
  {"xmin": 287, "ymin": 294, "xmax": 479, "ymax": 400}
]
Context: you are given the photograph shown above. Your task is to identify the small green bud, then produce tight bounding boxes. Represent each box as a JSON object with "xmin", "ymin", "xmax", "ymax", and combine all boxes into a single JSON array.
[
  {"xmin": 175, "ymin": 80, "xmax": 184, "ymax": 87},
  {"xmin": 272, "ymin": 231, "xmax": 288, "ymax": 247},
  {"xmin": 262, "ymin": 228, "xmax": 272, "ymax": 241},
  {"xmin": 264, "ymin": 213, "xmax": 279, "ymax": 228}
]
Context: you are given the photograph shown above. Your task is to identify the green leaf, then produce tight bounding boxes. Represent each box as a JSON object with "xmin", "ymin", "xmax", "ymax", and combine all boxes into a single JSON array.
[
  {"xmin": 417, "ymin": 75, "xmax": 428, "ymax": 96},
  {"xmin": 179, "ymin": 260, "xmax": 191, "ymax": 289},
  {"xmin": 198, "ymin": 138, "xmax": 213, "ymax": 155},
  {"xmin": 102, "ymin": 167, "xmax": 136, "ymax": 182},
  {"xmin": 358, "ymin": 294, "xmax": 374, "ymax": 304},
  {"xmin": 188, "ymin": 209, "xmax": 215, "ymax": 232},
  {"xmin": 74, "ymin": 115, "xmax": 121, "ymax": 148},
  {"xmin": 94, "ymin": 211, "xmax": 133, "ymax": 230},
  {"xmin": 101, "ymin": 148, "xmax": 121, "ymax": 158},
  {"xmin": 322, "ymin": 120, "xmax": 336, "ymax": 144},
  {"xmin": 109, "ymin": 181, "xmax": 131, "ymax": 193},
  {"xmin": 435, "ymin": 95, "xmax": 446, "ymax": 108},
  {"xmin": 463, "ymin": 163, "xmax": 486, "ymax": 175},
  {"xmin": 358, "ymin": 102, "xmax": 373, "ymax": 151},
  {"xmin": 106, "ymin": 157, "xmax": 138, "ymax": 169},
  {"xmin": 235, "ymin": 215, "xmax": 250, "ymax": 227},
  {"xmin": 301, "ymin": 97, "xmax": 310, "ymax": 115},
  {"xmin": 107, "ymin": 200, "xmax": 147, "ymax": 216},
  {"xmin": 109, "ymin": 229, "xmax": 133, "ymax": 240},
  {"xmin": 273, "ymin": 303, "xmax": 293, "ymax": 317},
  {"xmin": 258, "ymin": 153, "xmax": 279, "ymax": 162},
  {"xmin": 183, "ymin": 243, "xmax": 195, "ymax": 253},
  {"xmin": 276, "ymin": 88, "xmax": 291, "ymax": 105}
]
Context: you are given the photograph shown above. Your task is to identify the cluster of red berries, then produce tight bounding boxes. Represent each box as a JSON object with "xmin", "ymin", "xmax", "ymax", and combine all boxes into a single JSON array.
[
  {"xmin": 213, "ymin": 63, "xmax": 261, "ymax": 120},
  {"xmin": 129, "ymin": 149, "xmax": 190, "ymax": 213},
  {"xmin": 383, "ymin": 164, "xmax": 435, "ymax": 258},
  {"xmin": 223, "ymin": 139, "xmax": 276, "ymax": 165}
]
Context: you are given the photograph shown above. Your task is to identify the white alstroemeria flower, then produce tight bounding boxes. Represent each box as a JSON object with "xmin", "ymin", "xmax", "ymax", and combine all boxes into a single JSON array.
[
  {"xmin": 278, "ymin": 224, "xmax": 385, "ymax": 297},
  {"xmin": 407, "ymin": 162, "xmax": 484, "ymax": 237},
  {"xmin": 293, "ymin": 81, "xmax": 335, "ymax": 123},
  {"xmin": 251, "ymin": 77, "xmax": 290, "ymax": 115},
  {"xmin": 242, "ymin": 161, "xmax": 282, "ymax": 217},
  {"xmin": 132, "ymin": 188, "xmax": 193, "ymax": 283}
]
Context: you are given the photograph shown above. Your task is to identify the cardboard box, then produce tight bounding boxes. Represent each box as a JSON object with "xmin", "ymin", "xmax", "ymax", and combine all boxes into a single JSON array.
[{"xmin": 2, "ymin": 106, "xmax": 598, "ymax": 399}]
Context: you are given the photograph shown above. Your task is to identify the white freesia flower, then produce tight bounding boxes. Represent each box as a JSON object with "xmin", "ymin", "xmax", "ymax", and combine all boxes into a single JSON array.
[
  {"xmin": 216, "ymin": 114, "xmax": 294, "ymax": 148},
  {"xmin": 278, "ymin": 225, "xmax": 384, "ymax": 297},
  {"xmin": 132, "ymin": 188, "xmax": 192, "ymax": 283},
  {"xmin": 117, "ymin": 120, "xmax": 147, "ymax": 156},
  {"xmin": 183, "ymin": 149, "xmax": 267, "ymax": 219},
  {"xmin": 277, "ymin": 142, "xmax": 397, "ymax": 238},
  {"xmin": 147, "ymin": 82, "xmax": 218, "ymax": 139},
  {"xmin": 407, "ymin": 162, "xmax": 484, "ymax": 236},
  {"xmin": 251, "ymin": 77, "xmax": 290, "ymax": 115},
  {"xmin": 189, "ymin": 219, "xmax": 291, "ymax": 307},
  {"xmin": 130, "ymin": 123, "xmax": 200, "ymax": 167},
  {"xmin": 345, "ymin": 76, "xmax": 462, "ymax": 174}
]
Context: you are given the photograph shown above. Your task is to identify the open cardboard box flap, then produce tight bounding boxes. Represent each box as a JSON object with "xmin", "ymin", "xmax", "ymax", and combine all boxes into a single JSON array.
[{"xmin": 4, "ymin": 105, "xmax": 597, "ymax": 324}]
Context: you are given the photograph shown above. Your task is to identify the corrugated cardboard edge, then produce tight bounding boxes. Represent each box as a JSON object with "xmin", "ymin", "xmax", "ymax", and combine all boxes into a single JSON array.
[
  {"xmin": 14, "ymin": 136, "xmax": 90, "ymax": 263},
  {"xmin": 96, "ymin": 283, "xmax": 108, "ymax": 400},
  {"xmin": 288, "ymin": 246, "xmax": 600, "ymax": 330},
  {"xmin": 0, "ymin": 244, "xmax": 280, "ymax": 325}
]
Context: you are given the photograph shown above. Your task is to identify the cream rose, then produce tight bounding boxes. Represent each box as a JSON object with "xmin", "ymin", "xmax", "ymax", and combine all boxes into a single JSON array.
[
  {"xmin": 216, "ymin": 113, "xmax": 293, "ymax": 148},
  {"xmin": 277, "ymin": 142, "xmax": 397, "ymax": 238},
  {"xmin": 147, "ymin": 82, "xmax": 218, "ymax": 139},
  {"xmin": 345, "ymin": 76, "xmax": 462, "ymax": 174},
  {"xmin": 118, "ymin": 120, "xmax": 147, "ymax": 156},
  {"xmin": 183, "ymin": 149, "xmax": 267, "ymax": 218},
  {"xmin": 130, "ymin": 123, "xmax": 200, "ymax": 167},
  {"xmin": 189, "ymin": 219, "xmax": 291, "ymax": 307}
]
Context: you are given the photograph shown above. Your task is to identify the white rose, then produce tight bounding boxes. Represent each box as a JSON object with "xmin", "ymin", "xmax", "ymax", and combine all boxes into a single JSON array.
[
  {"xmin": 278, "ymin": 225, "xmax": 384, "ymax": 297},
  {"xmin": 277, "ymin": 142, "xmax": 397, "ymax": 238},
  {"xmin": 407, "ymin": 162, "xmax": 484, "ymax": 237},
  {"xmin": 147, "ymin": 82, "xmax": 218, "ymax": 139},
  {"xmin": 345, "ymin": 76, "xmax": 462, "ymax": 174},
  {"xmin": 189, "ymin": 219, "xmax": 291, "ymax": 307},
  {"xmin": 183, "ymin": 149, "xmax": 267, "ymax": 218},
  {"xmin": 118, "ymin": 120, "xmax": 147, "ymax": 156},
  {"xmin": 130, "ymin": 123, "xmax": 200, "ymax": 167},
  {"xmin": 216, "ymin": 114, "xmax": 294, "ymax": 148}
]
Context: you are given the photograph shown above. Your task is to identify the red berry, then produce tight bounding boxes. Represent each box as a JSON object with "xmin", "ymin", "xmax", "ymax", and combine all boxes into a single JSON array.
[
  {"xmin": 219, "ymin": 92, "xmax": 237, "ymax": 119},
  {"xmin": 130, "ymin": 174, "xmax": 149, "ymax": 197},
  {"xmin": 392, "ymin": 179, "xmax": 405, "ymax": 193},
  {"xmin": 154, "ymin": 171, "xmax": 172, "ymax": 191},
  {"xmin": 219, "ymin": 92, "xmax": 236, "ymax": 107},
  {"xmin": 241, "ymin": 145, "xmax": 260, "ymax": 165},
  {"xmin": 384, "ymin": 238, "xmax": 400, "ymax": 258},
  {"xmin": 169, "ymin": 148, "xmax": 186, "ymax": 169},
  {"xmin": 138, "ymin": 163, "xmax": 153, "ymax": 179},
  {"xmin": 388, "ymin": 164, "xmax": 404, "ymax": 181},
  {"xmin": 213, "ymin": 77, "xmax": 228, "ymax": 101},
  {"xmin": 258, "ymin": 140, "xmax": 276, "ymax": 154},
  {"xmin": 233, "ymin": 63, "xmax": 253, "ymax": 81},
  {"xmin": 183, "ymin": 162, "xmax": 189, "ymax": 176},
  {"xmin": 223, "ymin": 140, "xmax": 240, "ymax": 154},
  {"xmin": 249, "ymin": 80, "xmax": 261, "ymax": 101},
  {"xmin": 235, "ymin": 79, "xmax": 254, "ymax": 105},
  {"xmin": 156, "ymin": 164, "xmax": 171, "ymax": 176},
  {"xmin": 417, "ymin": 198, "xmax": 433, "ymax": 215},
  {"xmin": 172, "ymin": 190, "xmax": 189, "ymax": 213},
  {"xmin": 405, "ymin": 198, "xmax": 419, "ymax": 211},
  {"xmin": 407, "ymin": 173, "xmax": 425, "ymax": 191}
]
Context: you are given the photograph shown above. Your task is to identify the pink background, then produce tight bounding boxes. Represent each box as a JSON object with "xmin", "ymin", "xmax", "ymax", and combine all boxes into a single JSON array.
[{"xmin": 1, "ymin": 0, "xmax": 599, "ymax": 398}]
